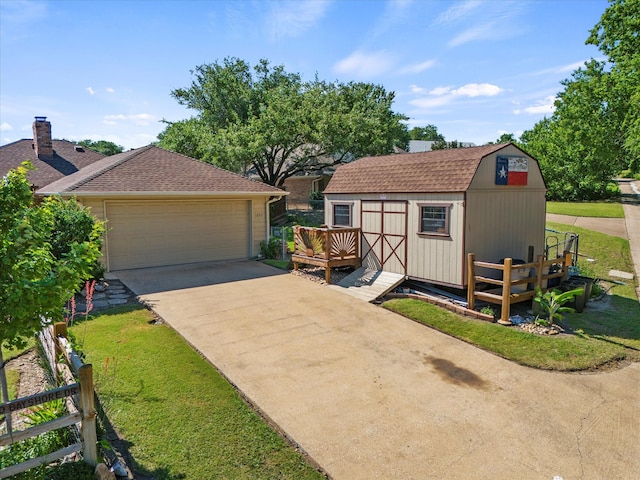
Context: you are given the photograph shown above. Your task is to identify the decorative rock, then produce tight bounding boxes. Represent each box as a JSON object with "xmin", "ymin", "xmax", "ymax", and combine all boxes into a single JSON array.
[
  {"xmin": 106, "ymin": 289, "xmax": 126, "ymax": 294},
  {"xmin": 108, "ymin": 294, "xmax": 130, "ymax": 299},
  {"xmin": 95, "ymin": 283, "xmax": 106, "ymax": 292},
  {"xmin": 91, "ymin": 293, "xmax": 106, "ymax": 300},
  {"xmin": 108, "ymin": 298, "xmax": 128, "ymax": 305},
  {"xmin": 92, "ymin": 300, "xmax": 110, "ymax": 308}
]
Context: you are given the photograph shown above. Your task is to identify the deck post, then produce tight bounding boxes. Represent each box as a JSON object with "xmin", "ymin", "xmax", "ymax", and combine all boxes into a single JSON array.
[
  {"xmin": 500, "ymin": 257, "xmax": 512, "ymax": 324},
  {"xmin": 467, "ymin": 253, "xmax": 476, "ymax": 310},
  {"xmin": 78, "ymin": 364, "xmax": 97, "ymax": 466},
  {"xmin": 536, "ymin": 255, "xmax": 544, "ymax": 290}
]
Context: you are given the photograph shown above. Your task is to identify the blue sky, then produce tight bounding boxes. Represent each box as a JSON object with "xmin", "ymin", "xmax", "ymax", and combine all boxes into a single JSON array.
[{"xmin": 1, "ymin": 0, "xmax": 607, "ymax": 150}]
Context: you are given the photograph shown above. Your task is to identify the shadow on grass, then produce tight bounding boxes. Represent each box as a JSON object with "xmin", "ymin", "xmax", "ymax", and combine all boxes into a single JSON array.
[
  {"xmin": 96, "ymin": 391, "xmax": 186, "ymax": 480},
  {"xmin": 564, "ymin": 294, "xmax": 640, "ymax": 348}
]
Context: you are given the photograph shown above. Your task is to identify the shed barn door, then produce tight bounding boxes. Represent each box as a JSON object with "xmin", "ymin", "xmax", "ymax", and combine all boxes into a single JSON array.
[{"xmin": 361, "ymin": 201, "xmax": 407, "ymax": 274}]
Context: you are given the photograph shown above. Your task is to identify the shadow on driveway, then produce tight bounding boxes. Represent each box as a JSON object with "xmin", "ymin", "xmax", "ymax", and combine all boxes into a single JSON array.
[{"xmin": 111, "ymin": 260, "xmax": 286, "ymax": 295}]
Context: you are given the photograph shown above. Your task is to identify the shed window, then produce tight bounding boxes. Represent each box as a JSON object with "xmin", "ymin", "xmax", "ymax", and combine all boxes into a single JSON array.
[
  {"xmin": 419, "ymin": 204, "xmax": 450, "ymax": 235},
  {"xmin": 333, "ymin": 203, "xmax": 352, "ymax": 227}
]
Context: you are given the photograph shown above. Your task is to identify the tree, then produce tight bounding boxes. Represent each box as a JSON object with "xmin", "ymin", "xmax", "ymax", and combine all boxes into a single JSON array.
[
  {"xmin": 521, "ymin": 0, "xmax": 639, "ymax": 199},
  {"xmin": 159, "ymin": 57, "xmax": 409, "ymax": 187},
  {"xmin": 76, "ymin": 139, "xmax": 124, "ymax": 156},
  {"xmin": 491, "ymin": 133, "xmax": 517, "ymax": 144},
  {"xmin": 408, "ymin": 124, "xmax": 445, "ymax": 141},
  {"xmin": 431, "ymin": 139, "xmax": 465, "ymax": 150},
  {"xmin": 0, "ymin": 163, "xmax": 104, "ymax": 351}
]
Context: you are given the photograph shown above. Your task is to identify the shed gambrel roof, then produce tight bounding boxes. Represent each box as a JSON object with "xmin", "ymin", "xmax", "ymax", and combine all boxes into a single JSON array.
[
  {"xmin": 37, "ymin": 145, "xmax": 286, "ymax": 196},
  {"xmin": 0, "ymin": 139, "xmax": 106, "ymax": 189},
  {"xmin": 324, "ymin": 143, "xmax": 510, "ymax": 194}
]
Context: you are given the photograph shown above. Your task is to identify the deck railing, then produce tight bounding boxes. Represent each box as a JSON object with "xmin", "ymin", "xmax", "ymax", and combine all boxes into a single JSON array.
[
  {"xmin": 292, "ymin": 226, "xmax": 361, "ymax": 283},
  {"xmin": 467, "ymin": 252, "xmax": 573, "ymax": 324}
]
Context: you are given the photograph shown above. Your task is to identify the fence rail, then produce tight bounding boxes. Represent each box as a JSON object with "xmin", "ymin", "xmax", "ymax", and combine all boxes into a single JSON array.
[
  {"xmin": 0, "ymin": 323, "xmax": 97, "ymax": 478},
  {"xmin": 467, "ymin": 252, "xmax": 573, "ymax": 324}
]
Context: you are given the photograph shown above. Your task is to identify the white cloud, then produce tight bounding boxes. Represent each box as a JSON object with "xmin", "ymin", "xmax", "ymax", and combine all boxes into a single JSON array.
[
  {"xmin": 452, "ymin": 83, "xmax": 502, "ymax": 97},
  {"xmin": 333, "ymin": 50, "xmax": 394, "ymax": 78},
  {"xmin": 0, "ymin": 122, "xmax": 13, "ymax": 132},
  {"xmin": 410, "ymin": 82, "xmax": 503, "ymax": 110},
  {"xmin": 514, "ymin": 95, "xmax": 556, "ymax": 115},
  {"xmin": 103, "ymin": 113, "xmax": 156, "ymax": 126},
  {"xmin": 449, "ymin": 22, "xmax": 498, "ymax": 47},
  {"xmin": 106, "ymin": 88, "xmax": 115, "ymax": 93},
  {"xmin": 410, "ymin": 84, "xmax": 427, "ymax": 94},
  {"xmin": 399, "ymin": 59, "xmax": 436, "ymax": 75},
  {"xmin": 267, "ymin": 0, "xmax": 331, "ymax": 40},
  {"xmin": 86, "ymin": 87, "xmax": 95, "ymax": 95},
  {"xmin": 435, "ymin": 0, "xmax": 483, "ymax": 25}
]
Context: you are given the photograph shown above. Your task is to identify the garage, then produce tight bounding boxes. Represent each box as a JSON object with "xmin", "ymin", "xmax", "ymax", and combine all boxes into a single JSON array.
[
  {"xmin": 106, "ymin": 200, "xmax": 250, "ymax": 270},
  {"xmin": 37, "ymin": 145, "xmax": 287, "ymax": 272}
]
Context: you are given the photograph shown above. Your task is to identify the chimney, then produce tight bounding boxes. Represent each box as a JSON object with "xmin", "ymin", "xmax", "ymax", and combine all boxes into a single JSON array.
[{"xmin": 33, "ymin": 116, "xmax": 53, "ymax": 157}]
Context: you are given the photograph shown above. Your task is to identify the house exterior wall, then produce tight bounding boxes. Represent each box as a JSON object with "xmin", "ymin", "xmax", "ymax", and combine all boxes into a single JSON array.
[{"xmin": 76, "ymin": 195, "xmax": 269, "ymax": 271}]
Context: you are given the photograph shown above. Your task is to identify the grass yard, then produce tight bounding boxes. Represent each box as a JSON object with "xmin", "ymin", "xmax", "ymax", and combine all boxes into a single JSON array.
[
  {"xmin": 546, "ymin": 201, "xmax": 625, "ymax": 218},
  {"xmin": 385, "ymin": 221, "xmax": 639, "ymax": 371},
  {"xmin": 69, "ymin": 307, "xmax": 324, "ymax": 480}
]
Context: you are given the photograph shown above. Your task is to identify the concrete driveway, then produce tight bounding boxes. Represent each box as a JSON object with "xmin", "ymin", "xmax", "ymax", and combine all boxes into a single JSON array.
[{"xmin": 115, "ymin": 260, "xmax": 640, "ymax": 480}]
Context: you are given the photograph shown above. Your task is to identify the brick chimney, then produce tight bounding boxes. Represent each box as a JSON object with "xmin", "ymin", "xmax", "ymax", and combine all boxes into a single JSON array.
[{"xmin": 33, "ymin": 116, "xmax": 53, "ymax": 157}]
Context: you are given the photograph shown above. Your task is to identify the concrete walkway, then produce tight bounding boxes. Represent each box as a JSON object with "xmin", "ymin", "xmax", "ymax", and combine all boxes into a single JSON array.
[{"xmin": 115, "ymin": 260, "xmax": 640, "ymax": 480}]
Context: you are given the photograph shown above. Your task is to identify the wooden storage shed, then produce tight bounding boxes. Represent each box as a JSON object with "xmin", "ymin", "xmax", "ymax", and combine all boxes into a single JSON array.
[{"xmin": 322, "ymin": 143, "xmax": 547, "ymax": 288}]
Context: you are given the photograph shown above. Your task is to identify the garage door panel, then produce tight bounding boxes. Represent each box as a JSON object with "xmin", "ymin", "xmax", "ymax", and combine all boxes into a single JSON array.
[{"xmin": 107, "ymin": 201, "xmax": 250, "ymax": 270}]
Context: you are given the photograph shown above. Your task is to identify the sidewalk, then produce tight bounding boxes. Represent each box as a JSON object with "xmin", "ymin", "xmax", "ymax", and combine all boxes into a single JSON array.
[{"xmin": 619, "ymin": 179, "xmax": 640, "ymax": 300}]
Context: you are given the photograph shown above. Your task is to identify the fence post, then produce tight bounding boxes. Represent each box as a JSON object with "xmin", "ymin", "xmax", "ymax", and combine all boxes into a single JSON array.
[
  {"xmin": 467, "ymin": 253, "xmax": 476, "ymax": 310},
  {"xmin": 78, "ymin": 364, "xmax": 97, "ymax": 466},
  {"xmin": 500, "ymin": 258, "xmax": 512, "ymax": 324},
  {"xmin": 536, "ymin": 255, "xmax": 544, "ymax": 290},
  {"xmin": 52, "ymin": 322, "xmax": 68, "ymax": 383}
]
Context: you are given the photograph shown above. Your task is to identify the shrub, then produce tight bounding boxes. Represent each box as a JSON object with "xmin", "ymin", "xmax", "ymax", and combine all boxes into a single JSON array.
[{"xmin": 260, "ymin": 237, "xmax": 281, "ymax": 259}]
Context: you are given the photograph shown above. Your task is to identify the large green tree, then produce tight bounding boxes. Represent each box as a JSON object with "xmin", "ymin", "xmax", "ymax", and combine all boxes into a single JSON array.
[
  {"xmin": 0, "ymin": 163, "xmax": 104, "ymax": 351},
  {"xmin": 408, "ymin": 124, "xmax": 445, "ymax": 141},
  {"xmin": 76, "ymin": 139, "xmax": 124, "ymax": 156},
  {"xmin": 159, "ymin": 58, "xmax": 408, "ymax": 186},
  {"xmin": 521, "ymin": 0, "xmax": 639, "ymax": 199}
]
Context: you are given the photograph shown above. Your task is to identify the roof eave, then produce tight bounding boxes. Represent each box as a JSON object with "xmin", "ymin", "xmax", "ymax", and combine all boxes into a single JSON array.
[{"xmin": 37, "ymin": 190, "xmax": 288, "ymax": 197}]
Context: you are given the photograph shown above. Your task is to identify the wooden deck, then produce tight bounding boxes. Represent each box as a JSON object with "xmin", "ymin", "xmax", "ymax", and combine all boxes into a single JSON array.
[
  {"xmin": 292, "ymin": 226, "xmax": 361, "ymax": 283},
  {"xmin": 329, "ymin": 267, "xmax": 406, "ymax": 302}
]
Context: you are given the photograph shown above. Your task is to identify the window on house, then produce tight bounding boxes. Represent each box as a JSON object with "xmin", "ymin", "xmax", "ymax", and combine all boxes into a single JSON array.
[
  {"xmin": 419, "ymin": 204, "xmax": 450, "ymax": 235},
  {"xmin": 333, "ymin": 203, "xmax": 352, "ymax": 227}
]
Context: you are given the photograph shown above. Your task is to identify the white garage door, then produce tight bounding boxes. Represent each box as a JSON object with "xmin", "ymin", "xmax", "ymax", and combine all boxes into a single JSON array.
[{"xmin": 106, "ymin": 201, "xmax": 250, "ymax": 270}]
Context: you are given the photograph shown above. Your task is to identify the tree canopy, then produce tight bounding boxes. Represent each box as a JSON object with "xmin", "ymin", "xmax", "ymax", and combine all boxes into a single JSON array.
[
  {"xmin": 408, "ymin": 124, "xmax": 445, "ymax": 142},
  {"xmin": 159, "ymin": 58, "xmax": 409, "ymax": 186},
  {"xmin": 76, "ymin": 139, "xmax": 124, "ymax": 156},
  {"xmin": 0, "ymin": 163, "xmax": 104, "ymax": 350},
  {"xmin": 520, "ymin": 0, "xmax": 639, "ymax": 200}
]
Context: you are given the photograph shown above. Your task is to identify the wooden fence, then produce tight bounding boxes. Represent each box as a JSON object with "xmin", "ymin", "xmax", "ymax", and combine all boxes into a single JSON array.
[
  {"xmin": 0, "ymin": 323, "xmax": 97, "ymax": 478},
  {"xmin": 467, "ymin": 253, "xmax": 573, "ymax": 324}
]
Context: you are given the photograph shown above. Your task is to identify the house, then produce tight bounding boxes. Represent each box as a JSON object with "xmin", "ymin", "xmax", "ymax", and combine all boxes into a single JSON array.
[
  {"xmin": 322, "ymin": 143, "xmax": 547, "ymax": 288},
  {"xmin": 283, "ymin": 174, "xmax": 331, "ymax": 210},
  {"xmin": 0, "ymin": 117, "xmax": 106, "ymax": 190},
  {"xmin": 37, "ymin": 145, "xmax": 286, "ymax": 271}
]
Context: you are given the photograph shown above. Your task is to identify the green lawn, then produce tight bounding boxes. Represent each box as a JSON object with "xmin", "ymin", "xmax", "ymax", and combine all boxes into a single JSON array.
[
  {"xmin": 547, "ymin": 201, "xmax": 625, "ymax": 218},
  {"xmin": 70, "ymin": 307, "xmax": 324, "ymax": 480},
  {"xmin": 384, "ymin": 221, "xmax": 639, "ymax": 371}
]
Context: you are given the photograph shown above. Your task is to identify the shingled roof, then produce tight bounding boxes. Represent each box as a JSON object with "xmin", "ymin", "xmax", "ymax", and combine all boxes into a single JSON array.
[
  {"xmin": 324, "ymin": 144, "xmax": 509, "ymax": 194},
  {"xmin": 37, "ymin": 145, "xmax": 285, "ymax": 196},
  {"xmin": 0, "ymin": 139, "xmax": 106, "ymax": 189}
]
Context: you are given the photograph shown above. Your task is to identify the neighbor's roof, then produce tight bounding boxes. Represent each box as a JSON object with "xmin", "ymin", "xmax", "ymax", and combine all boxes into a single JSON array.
[
  {"xmin": 37, "ymin": 145, "xmax": 286, "ymax": 196},
  {"xmin": 324, "ymin": 143, "xmax": 510, "ymax": 194},
  {"xmin": 0, "ymin": 139, "xmax": 106, "ymax": 189}
]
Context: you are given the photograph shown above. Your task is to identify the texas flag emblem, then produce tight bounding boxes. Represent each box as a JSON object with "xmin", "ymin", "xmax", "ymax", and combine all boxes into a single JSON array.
[{"xmin": 495, "ymin": 156, "xmax": 528, "ymax": 185}]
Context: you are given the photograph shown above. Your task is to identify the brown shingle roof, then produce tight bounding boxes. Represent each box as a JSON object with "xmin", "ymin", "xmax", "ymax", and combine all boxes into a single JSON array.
[
  {"xmin": 37, "ymin": 145, "xmax": 285, "ymax": 195},
  {"xmin": 324, "ymin": 144, "xmax": 508, "ymax": 194},
  {"xmin": 0, "ymin": 139, "xmax": 106, "ymax": 189}
]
